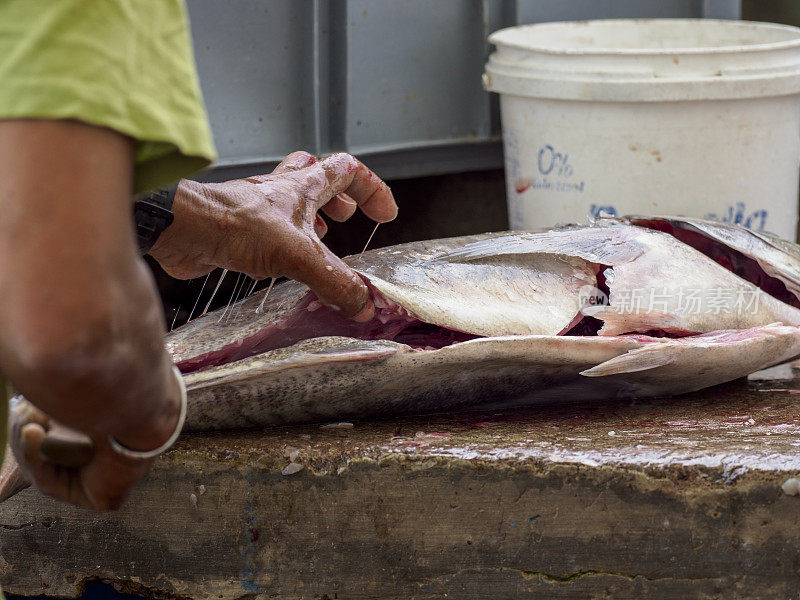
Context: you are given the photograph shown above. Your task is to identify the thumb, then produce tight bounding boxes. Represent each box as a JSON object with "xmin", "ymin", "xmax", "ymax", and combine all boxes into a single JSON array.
[{"xmin": 283, "ymin": 236, "xmax": 374, "ymax": 322}]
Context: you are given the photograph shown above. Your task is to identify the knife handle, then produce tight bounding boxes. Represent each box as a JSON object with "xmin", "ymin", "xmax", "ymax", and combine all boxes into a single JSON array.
[{"xmin": 39, "ymin": 423, "xmax": 95, "ymax": 468}]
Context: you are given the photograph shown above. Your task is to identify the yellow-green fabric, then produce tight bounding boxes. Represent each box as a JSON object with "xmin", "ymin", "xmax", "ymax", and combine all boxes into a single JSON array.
[{"xmin": 0, "ymin": 0, "xmax": 217, "ymax": 194}]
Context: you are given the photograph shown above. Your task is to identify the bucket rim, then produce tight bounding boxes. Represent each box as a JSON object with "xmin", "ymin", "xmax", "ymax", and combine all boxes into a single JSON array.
[{"xmin": 489, "ymin": 19, "xmax": 800, "ymax": 57}]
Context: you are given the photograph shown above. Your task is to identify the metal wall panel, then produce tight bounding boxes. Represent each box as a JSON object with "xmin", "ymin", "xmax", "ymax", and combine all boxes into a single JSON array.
[
  {"xmin": 187, "ymin": 1, "xmax": 316, "ymax": 163},
  {"xmin": 186, "ymin": 0, "xmax": 742, "ymax": 181},
  {"xmin": 343, "ymin": 1, "xmax": 489, "ymax": 151}
]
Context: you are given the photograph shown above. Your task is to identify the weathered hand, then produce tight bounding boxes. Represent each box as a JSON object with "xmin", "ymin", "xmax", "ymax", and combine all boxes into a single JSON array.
[
  {"xmin": 150, "ymin": 152, "xmax": 397, "ymax": 320},
  {"xmin": 11, "ymin": 399, "xmax": 149, "ymax": 510},
  {"xmin": 9, "ymin": 392, "xmax": 178, "ymax": 510}
]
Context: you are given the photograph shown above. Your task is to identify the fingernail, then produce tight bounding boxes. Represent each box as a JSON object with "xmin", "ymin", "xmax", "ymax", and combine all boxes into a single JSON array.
[{"xmin": 352, "ymin": 300, "xmax": 375, "ymax": 323}]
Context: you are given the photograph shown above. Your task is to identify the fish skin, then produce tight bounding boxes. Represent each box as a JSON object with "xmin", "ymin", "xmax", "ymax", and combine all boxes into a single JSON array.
[
  {"xmin": 0, "ymin": 447, "xmax": 29, "ymax": 501},
  {"xmin": 355, "ymin": 245, "xmax": 597, "ymax": 337},
  {"xmin": 433, "ymin": 223, "xmax": 647, "ymax": 266},
  {"xmin": 183, "ymin": 324, "xmax": 800, "ymax": 430}
]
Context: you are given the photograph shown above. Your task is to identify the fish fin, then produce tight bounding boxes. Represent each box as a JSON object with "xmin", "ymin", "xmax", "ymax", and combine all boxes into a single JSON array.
[
  {"xmin": 580, "ymin": 346, "xmax": 676, "ymax": 377},
  {"xmin": 0, "ymin": 449, "xmax": 30, "ymax": 503}
]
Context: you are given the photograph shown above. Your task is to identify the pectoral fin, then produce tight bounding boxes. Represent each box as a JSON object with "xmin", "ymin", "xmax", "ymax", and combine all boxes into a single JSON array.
[{"xmin": 580, "ymin": 347, "xmax": 677, "ymax": 377}]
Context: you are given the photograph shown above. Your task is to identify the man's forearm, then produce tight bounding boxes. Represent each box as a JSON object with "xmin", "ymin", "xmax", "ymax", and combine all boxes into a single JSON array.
[
  {"xmin": 3, "ymin": 258, "xmax": 180, "ymax": 449},
  {"xmin": 0, "ymin": 119, "xmax": 179, "ymax": 449}
]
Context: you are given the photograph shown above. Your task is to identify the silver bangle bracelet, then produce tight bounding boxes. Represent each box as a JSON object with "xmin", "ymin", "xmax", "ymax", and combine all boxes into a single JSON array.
[{"xmin": 108, "ymin": 366, "xmax": 187, "ymax": 460}]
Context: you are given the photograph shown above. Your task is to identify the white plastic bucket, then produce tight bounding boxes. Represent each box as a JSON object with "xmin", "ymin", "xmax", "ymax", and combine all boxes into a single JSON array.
[{"xmin": 484, "ymin": 19, "xmax": 800, "ymax": 240}]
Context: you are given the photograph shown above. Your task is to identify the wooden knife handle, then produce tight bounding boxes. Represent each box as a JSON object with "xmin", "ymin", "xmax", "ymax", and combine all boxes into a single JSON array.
[{"xmin": 39, "ymin": 423, "xmax": 95, "ymax": 468}]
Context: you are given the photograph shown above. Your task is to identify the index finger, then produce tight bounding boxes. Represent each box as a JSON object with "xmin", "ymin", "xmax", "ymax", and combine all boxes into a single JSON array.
[
  {"xmin": 10, "ymin": 399, "xmax": 49, "ymax": 457},
  {"xmin": 314, "ymin": 153, "xmax": 398, "ymax": 223}
]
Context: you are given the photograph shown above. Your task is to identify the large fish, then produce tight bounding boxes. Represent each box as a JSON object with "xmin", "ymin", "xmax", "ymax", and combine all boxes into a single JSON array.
[
  {"xmin": 4, "ymin": 217, "xmax": 800, "ymax": 500},
  {"xmin": 171, "ymin": 218, "xmax": 800, "ymax": 428}
]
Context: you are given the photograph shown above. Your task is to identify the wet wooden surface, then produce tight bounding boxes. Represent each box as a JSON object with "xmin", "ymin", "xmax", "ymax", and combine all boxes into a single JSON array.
[{"xmin": 2, "ymin": 367, "xmax": 800, "ymax": 599}]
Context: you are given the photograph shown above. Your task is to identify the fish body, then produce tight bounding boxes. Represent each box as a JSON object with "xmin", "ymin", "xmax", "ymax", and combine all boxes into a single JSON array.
[{"xmin": 170, "ymin": 220, "xmax": 800, "ymax": 429}]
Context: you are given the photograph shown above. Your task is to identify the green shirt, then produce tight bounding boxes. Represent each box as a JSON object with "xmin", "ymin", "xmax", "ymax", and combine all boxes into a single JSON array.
[
  {"xmin": 0, "ymin": 1, "xmax": 217, "ymax": 565},
  {"xmin": 0, "ymin": 0, "xmax": 216, "ymax": 194}
]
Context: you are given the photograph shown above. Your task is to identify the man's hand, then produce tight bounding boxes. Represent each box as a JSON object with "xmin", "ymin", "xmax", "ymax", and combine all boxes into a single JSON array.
[
  {"xmin": 8, "ymin": 365, "xmax": 181, "ymax": 510},
  {"xmin": 9, "ymin": 399, "xmax": 152, "ymax": 510},
  {"xmin": 149, "ymin": 152, "xmax": 398, "ymax": 321}
]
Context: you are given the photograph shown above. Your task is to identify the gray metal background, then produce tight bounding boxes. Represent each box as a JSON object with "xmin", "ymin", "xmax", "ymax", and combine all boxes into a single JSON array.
[{"xmin": 186, "ymin": 0, "xmax": 742, "ymax": 181}]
